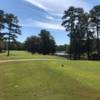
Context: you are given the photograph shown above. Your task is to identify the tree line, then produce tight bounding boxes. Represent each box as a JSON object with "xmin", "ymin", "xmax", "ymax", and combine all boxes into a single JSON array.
[
  {"xmin": 0, "ymin": 10, "xmax": 21, "ymax": 56},
  {"xmin": 56, "ymin": 44, "xmax": 69, "ymax": 53},
  {"xmin": 25, "ymin": 29, "xmax": 56, "ymax": 55},
  {"xmin": 62, "ymin": 5, "xmax": 100, "ymax": 60}
]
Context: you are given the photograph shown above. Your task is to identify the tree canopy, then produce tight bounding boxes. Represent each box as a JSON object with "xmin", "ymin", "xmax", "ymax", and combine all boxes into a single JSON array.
[
  {"xmin": 62, "ymin": 5, "xmax": 100, "ymax": 60},
  {"xmin": 0, "ymin": 10, "xmax": 21, "ymax": 55},
  {"xmin": 25, "ymin": 29, "xmax": 56, "ymax": 55}
]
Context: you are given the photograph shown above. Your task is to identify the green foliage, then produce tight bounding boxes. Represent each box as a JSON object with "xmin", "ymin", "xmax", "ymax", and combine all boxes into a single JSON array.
[
  {"xmin": 39, "ymin": 29, "xmax": 56, "ymax": 54},
  {"xmin": 90, "ymin": 5, "xmax": 100, "ymax": 56},
  {"xmin": 25, "ymin": 36, "xmax": 41, "ymax": 53},
  {"xmin": 62, "ymin": 5, "xmax": 100, "ymax": 60},
  {"xmin": 9, "ymin": 41, "xmax": 24, "ymax": 50},
  {"xmin": 25, "ymin": 29, "xmax": 56, "ymax": 55},
  {"xmin": 56, "ymin": 44, "xmax": 69, "ymax": 53},
  {"xmin": 0, "ymin": 10, "xmax": 21, "ymax": 55}
]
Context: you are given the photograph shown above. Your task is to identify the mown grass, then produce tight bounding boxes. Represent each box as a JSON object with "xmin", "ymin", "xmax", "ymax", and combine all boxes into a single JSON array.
[
  {"xmin": 0, "ymin": 51, "xmax": 100, "ymax": 100},
  {"xmin": 0, "ymin": 51, "xmax": 64, "ymax": 60}
]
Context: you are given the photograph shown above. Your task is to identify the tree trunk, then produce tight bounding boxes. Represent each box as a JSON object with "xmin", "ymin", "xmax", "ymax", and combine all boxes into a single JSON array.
[
  {"xmin": 7, "ymin": 32, "xmax": 10, "ymax": 56},
  {"xmin": 97, "ymin": 23, "xmax": 100, "ymax": 56},
  {"xmin": 87, "ymin": 38, "xmax": 90, "ymax": 60},
  {"xmin": 70, "ymin": 36, "xmax": 72, "ymax": 60}
]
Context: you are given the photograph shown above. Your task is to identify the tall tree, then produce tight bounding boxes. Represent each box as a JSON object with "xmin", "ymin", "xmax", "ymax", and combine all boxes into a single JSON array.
[
  {"xmin": 39, "ymin": 29, "xmax": 56, "ymax": 55},
  {"xmin": 62, "ymin": 7, "xmax": 86, "ymax": 59},
  {"xmin": 5, "ymin": 13, "xmax": 21, "ymax": 56},
  {"xmin": 90, "ymin": 5, "xmax": 100, "ymax": 57},
  {"xmin": 78, "ymin": 12, "xmax": 94, "ymax": 59},
  {"xmin": 0, "ymin": 10, "xmax": 5, "ymax": 52},
  {"xmin": 73, "ymin": 8, "xmax": 85, "ymax": 59},
  {"xmin": 62, "ymin": 7, "xmax": 76, "ymax": 59}
]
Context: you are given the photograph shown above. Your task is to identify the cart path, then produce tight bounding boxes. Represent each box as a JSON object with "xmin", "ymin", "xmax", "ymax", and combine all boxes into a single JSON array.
[{"xmin": 0, "ymin": 58, "xmax": 67, "ymax": 63}]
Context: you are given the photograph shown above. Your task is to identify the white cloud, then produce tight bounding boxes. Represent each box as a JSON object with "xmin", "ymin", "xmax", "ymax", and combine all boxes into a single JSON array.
[
  {"xmin": 46, "ymin": 15, "xmax": 54, "ymax": 20},
  {"xmin": 21, "ymin": 19, "xmax": 64, "ymax": 30},
  {"xmin": 25, "ymin": 0, "xmax": 90, "ymax": 17},
  {"xmin": 23, "ymin": 0, "xmax": 91, "ymax": 31},
  {"xmin": 25, "ymin": 0, "xmax": 48, "ymax": 11}
]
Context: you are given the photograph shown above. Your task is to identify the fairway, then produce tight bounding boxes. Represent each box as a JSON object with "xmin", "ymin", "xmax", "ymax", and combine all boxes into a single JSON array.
[{"xmin": 0, "ymin": 51, "xmax": 100, "ymax": 100}]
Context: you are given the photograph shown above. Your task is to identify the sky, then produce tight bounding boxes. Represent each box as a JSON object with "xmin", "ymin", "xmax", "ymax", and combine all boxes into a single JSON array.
[{"xmin": 0, "ymin": 0, "xmax": 100, "ymax": 45}]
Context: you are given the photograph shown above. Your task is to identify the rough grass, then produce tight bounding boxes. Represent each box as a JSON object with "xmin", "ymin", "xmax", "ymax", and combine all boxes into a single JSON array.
[{"xmin": 0, "ymin": 51, "xmax": 100, "ymax": 100}]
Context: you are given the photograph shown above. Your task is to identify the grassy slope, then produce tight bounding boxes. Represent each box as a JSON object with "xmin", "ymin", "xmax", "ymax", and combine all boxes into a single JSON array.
[{"xmin": 0, "ymin": 51, "xmax": 100, "ymax": 100}]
